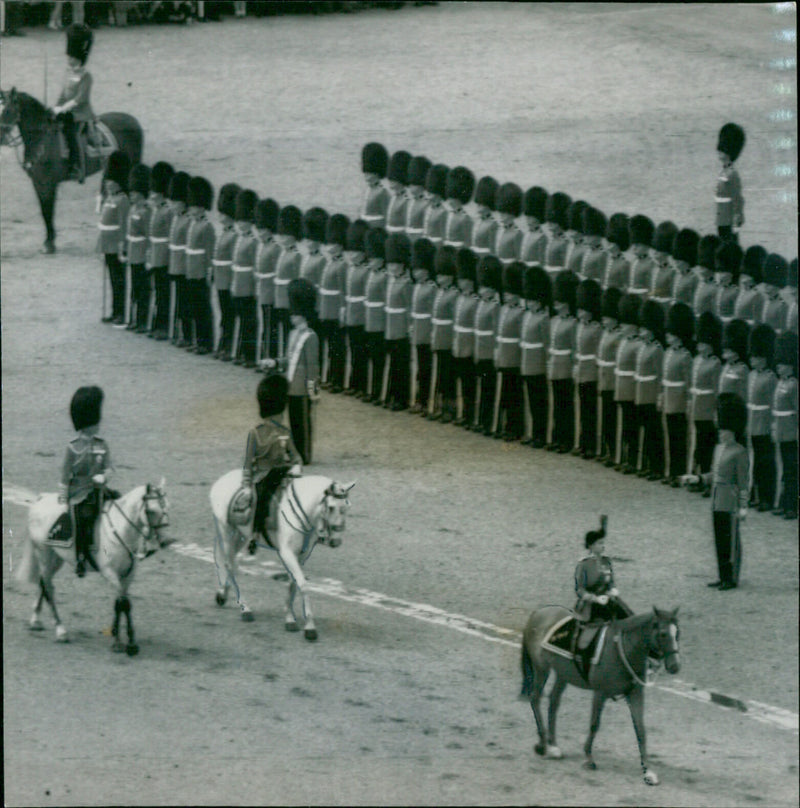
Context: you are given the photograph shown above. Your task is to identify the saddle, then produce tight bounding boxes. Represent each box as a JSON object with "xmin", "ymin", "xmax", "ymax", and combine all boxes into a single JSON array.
[
  {"xmin": 45, "ymin": 511, "xmax": 74, "ymax": 546},
  {"xmin": 55, "ymin": 119, "xmax": 116, "ymax": 162},
  {"xmin": 541, "ymin": 614, "xmax": 608, "ymax": 681}
]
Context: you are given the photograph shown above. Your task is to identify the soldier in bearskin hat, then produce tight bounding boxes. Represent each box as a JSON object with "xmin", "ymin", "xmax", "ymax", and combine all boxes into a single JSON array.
[
  {"xmin": 563, "ymin": 200, "xmax": 590, "ymax": 277},
  {"xmin": 670, "ymin": 228, "xmax": 700, "ymax": 307},
  {"xmin": 342, "ymin": 219, "xmax": 371, "ymax": 397},
  {"xmin": 772, "ymin": 331, "xmax": 798, "ymax": 519},
  {"xmin": 273, "ymin": 205, "xmax": 304, "ymax": 357},
  {"xmin": 662, "ymin": 302, "xmax": 695, "ymax": 486},
  {"xmin": 547, "ymin": 269, "xmax": 579, "ymax": 452},
  {"xmin": 360, "ymin": 142, "xmax": 390, "ymax": 228},
  {"xmin": 229, "ymin": 189, "xmax": 260, "ymax": 367},
  {"xmin": 473, "ymin": 255, "xmax": 502, "ymax": 435},
  {"xmin": 166, "ymin": 171, "xmax": 192, "ymax": 347},
  {"xmin": 650, "ymin": 220, "xmax": 679, "ymax": 313},
  {"xmin": 470, "ymin": 175, "xmax": 500, "ymax": 259},
  {"xmin": 716, "ymin": 123, "xmax": 746, "ymax": 243},
  {"xmin": 363, "ymin": 227, "xmax": 389, "ymax": 404},
  {"xmin": 451, "ymin": 247, "xmax": 479, "ymax": 425},
  {"xmin": 520, "ymin": 263, "xmax": 552, "ymax": 447},
  {"xmin": 574, "ymin": 278, "xmax": 603, "ymax": 458},
  {"xmin": 734, "ymin": 245, "xmax": 766, "ymax": 326},
  {"xmin": 494, "ymin": 261, "xmax": 525, "ymax": 441},
  {"xmin": 409, "ymin": 238, "xmax": 438, "ymax": 414},
  {"xmin": 520, "ymin": 186, "xmax": 549, "ymax": 267},
  {"xmin": 52, "ymin": 23, "xmax": 95, "ymax": 180},
  {"xmin": 211, "ymin": 182, "xmax": 241, "ymax": 358},
  {"xmin": 429, "ymin": 245, "xmax": 460, "ymax": 423},
  {"xmin": 405, "ymin": 155, "xmax": 433, "ymax": 244},
  {"xmin": 317, "ymin": 213, "xmax": 350, "ymax": 393},
  {"xmin": 602, "ymin": 212, "xmax": 631, "ymax": 291},
  {"xmin": 493, "ymin": 182, "xmax": 523, "ymax": 266},
  {"xmin": 146, "ymin": 161, "xmax": 176, "ymax": 340},
  {"xmin": 59, "ymin": 386, "xmax": 112, "ymax": 576},
  {"xmin": 443, "ymin": 166, "xmax": 475, "ymax": 249},
  {"xmin": 596, "ymin": 287, "xmax": 623, "ymax": 465},
  {"xmin": 720, "ymin": 318, "xmax": 750, "ymax": 403},
  {"xmin": 693, "ymin": 234, "xmax": 721, "ymax": 318},
  {"xmin": 627, "ymin": 214, "xmax": 655, "ymax": 301},
  {"xmin": 576, "ymin": 205, "xmax": 604, "ymax": 283},
  {"xmin": 300, "ymin": 207, "xmax": 329, "ymax": 289},
  {"xmin": 126, "ymin": 163, "xmax": 152, "ymax": 333},
  {"xmin": 383, "ymin": 233, "xmax": 414, "ymax": 411},
  {"xmin": 635, "ymin": 300, "xmax": 666, "ymax": 480},
  {"xmin": 747, "ymin": 324, "xmax": 778, "ymax": 511},
  {"xmin": 241, "ymin": 374, "xmax": 302, "ymax": 545},
  {"xmin": 184, "ymin": 175, "xmax": 216, "ymax": 354},
  {"xmin": 254, "ymin": 197, "xmax": 282, "ymax": 362},
  {"xmin": 760, "ymin": 253, "xmax": 789, "ymax": 335},
  {"xmin": 613, "ymin": 293, "xmax": 642, "ymax": 473},
  {"xmin": 98, "ymin": 150, "xmax": 130, "ymax": 325},
  {"xmin": 385, "ymin": 150, "xmax": 413, "ymax": 236},
  {"xmin": 714, "ymin": 241, "xmax": 742, "ymax": 326},
  {"xmin": 542, "ymin": 192, "xmax": 573, "ymax": 283},
  {"xmin": 423, "ymin": 163, "xmax": 449, "ymax": 246}
]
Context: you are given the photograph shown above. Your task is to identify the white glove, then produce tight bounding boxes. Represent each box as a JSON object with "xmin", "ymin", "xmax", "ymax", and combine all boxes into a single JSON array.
[
  {"xmin": 595, "ymin": 594, "xmax": 609, "ymax": 606},
  {"xmin": 92, "ymin": 473, "xmax": 106, "ymax": 486},
  {"xmin": 52, "ymin": 105, "xmax": 63, "ymax": 116},
  {"xmin": 259, "ymin": 358, "xmax": 277, "ymax": 370},
  {"xmin": 738, "ymin": 507, "xmax": 748, "ymax": 521},
  {"xmin": 307, "ymin": 380, "xmax": 320, "ymax": 401},
  {"xmin": 608, "ymin": 588, "xmax": 619, "ymax": 598},
  {"xmin": 287, "ymin": 464, "xmax": 302, "ymax": 477},
  {"xmin": 679, "ymin": 474, "xmax": 700, "ymax": 487}
]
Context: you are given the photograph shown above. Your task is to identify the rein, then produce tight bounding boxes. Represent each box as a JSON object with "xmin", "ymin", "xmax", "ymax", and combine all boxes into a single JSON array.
[
  {"xmin": 614, "ymin": 631, "xmax": 652, "ymax": 688},
  {"xmin": 103, "ymin": 489, "xmax": 166, "ymax": 562},
  {"xmin": 279, "ymin": 481, "xmax": 345, "ymax": 550}
]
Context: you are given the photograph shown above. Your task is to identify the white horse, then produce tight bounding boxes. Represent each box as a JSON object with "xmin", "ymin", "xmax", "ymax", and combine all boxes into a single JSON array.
[
  {"xmin": 210, "ymin": 470, "xmax": 354, "ymax": 640},
  {"xmin": 15, "ymin": 481, "xmax": 170, "ymax": 655}
]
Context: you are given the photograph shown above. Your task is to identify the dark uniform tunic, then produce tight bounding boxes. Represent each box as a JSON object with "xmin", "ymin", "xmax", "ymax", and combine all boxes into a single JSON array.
[
  {"xmin": 126, "ymin": 197, "xmax": 151, "ymax": 330},
  {"xmin": 628, "ymin": 246, "xmax": 654, "ymax": 301},
  {"xmin": 574, "ymin": 554, "xmax": 629, "ymax": 622},
  {"xmin": 410, "ymin": 278, "xmax": 437, "ymax": 409},
  {"xmin": 519, "ymin": 222, "xmax": 547, "ymax": 267},
  {"xmin": 362, "ymin": 181, "xmax": 389, "ymax": 229},
  {"xmin": 184, "ymin": 210, "xmax": 216, "ymax": 352},
  {"xmin": 423, "ymin": 199, "xmax": 447, "ymax": 246},
  {"xmin": 470, "ymin": 211, "xmax": 498, "ymax": 259}
]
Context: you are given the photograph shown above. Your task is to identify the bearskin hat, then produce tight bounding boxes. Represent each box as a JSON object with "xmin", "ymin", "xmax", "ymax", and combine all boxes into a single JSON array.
[
  {"xmin": 477, "ymin": 255, "xmax": 502, "ymax": 292},
  {"xmin": 584, "ymin": 516, "xmax": 606, "ymax": 549},
  {"xmin": 763, "ymin": 253, "xmax": 788, "ymax": 288},
  {"xmin": 618, "ymin": 292, "xmax": 642, "ymax": 327},
  {"xmin": 128, "ymin": 163, "xmax": 150, "ymax": 198},
  {"xmin": 457, "ymin": 247, "xmax": 477, "ymax": 284},
  {"xmin": 723, "ymin": 318, "xmax": 750, "ymax": 361},
  {"xmin": 234, "ymin": 188, "xmax": 258, "ymax": 223},
  {"xmin": 495, "ymin": 182, "xmax": 523, "ymax": 217},
  {"xmin": 672, "ymin": 228, "xmax": 700, "ymax": 265},
  {"xmin": 474, "ymin": 176, "xmax": 500, "ymax": 210},
  {"xmin": 278, "ymin": 205, "xmax": 303, "ymax": 240},
  {"xmin": 696, "ymin": 311, "xmax": 722, "ymax": 356},
  {"xmin": 325, "ymin": 213, "xmax": 350, "ymax": 248},
  {"xmin": 629, "ymin": 214, "xmax": 655, "ymax": 248},
  {"xmin": 553, "ymin": 269, "xmax": 579, "ymax": 316},
  {"xmin": 697, "ymin": 234, "xmax": 721, "ymax": 271},
  {"xmin": 605, "ymin": 213, "xmax": 630, "ymax": 251},
  {"xmin": 640, "ymin": 299, "xmax": 665, "ymax": 342},
  {"xmin": 412, "ymin": 238, "xmax": 436, "ymax": 273},
  {"xmin": 717, "ymin": 392, "xmax": 747, "ymax": 441},
  {"xmin": 742, "ymin": 245, "xmax": 767, "ymax": 283},
  {"xmin": 66, "ymin": 23, "xmax": 93, "ymax": 65},
  {"xmin": 407, "ymin": 155, "xmax": 432, "ymax": 188},
  {"xmin": 567, "ymin": 201, "xmax": 589, "ymax": 234},
  {"xmin": 365, "ymin": 227, "xmax": 387, "ymax": 261},
  {"xmin": 302, "ymin": 207, "xmax": 328, "ymax": 243},
  {"xmin": 576, "ymin": 278, "xmax": 602, "ymax": 321},
  {"xmin": 788, "ymin": 258, "xmax": 798, "ymax": 289},
  {"xmin": 187, "ymin": 175, "xmax": 213, "ymax": 211},
  {"xmin": 775, "ymin": 331, "xmax": 798, "ymax": 375},
  {"xmin": 70, "ymin": 385, "xmax": 103, "ymax": 431},
  {"xmin": 715, "ymin": 242, "xmax": 743, "ymax": 280},
  {"xmin": 434, "ymin": 244, "xmax": 458, "ymax": 278},
  {"xmin": 523, "ymin": 186, "xmax": 548, "ymax": 221},
  {"xmin": 652, "ymin": 220, "xmax": 678, "ymax": 255},
  {"xmin": 545, "ymin": 192, "xmax": 572, "ymax": 230},
  {"xmin": 582, "ymin": 207, "xmax": 607, "ymax": 240},
  {"xmin": 361, "ymin": 142, "xmax": 389, "ymax": 178},
  {"xmin": 425, "ymin": 163, "xmax": 449, "ymax": 198},
  {"xmin": 717, "ymin": 123, "xmax": 746, "ymax": 162},
  {"xmin": 257, "ymin": 373, "xmax": 288, "ymax": 418},
  {"xmin": 386, "ymin": 233, "xmax": 412, "ymax": 267},
  {"xmin": 103, "ymin": 150, "xmax": 130, "ymax": 192},
  {"xmin": 150, "ymin": 161, "xmax": 175, "ymax": 196},
  {"xmin": 217, "ymin": 182, "xmax": 241, "ymax": 219},
  {"xmin": 522, "ymin": 264, "xmax": 552, "ymax": 308},
  {"xmin": 445, "ymin": 166, "xmax": 476, "ymax": 205},
  {"xmin": 288, "ymin": 278, "xmax": 317, "ymax": 321},
  {"xmin": 601, "ymin": 286, "xmax": 622, "ymax": 321},
  {"xmin": 749, "ymin": 323, "xmax": 776, "ymax": 365},
  {"xmin": 254, "ymin": 198, "xmax": 280, "ymax": 231},
  {"xmin": 167, "ymin": 171, "xmax": 190, "ymax": 204},
  {"xmin": 387, "ymin": 150, "xmax": 412, "ymax": 184},
  {"xmin": 345, "ymin": 219, "xmax": 369, "ymax": 253},
  {"xmin": 502, "ymin": 262, "xmax": 523, "ymax": 298},
  {"xmin": 667, "ymin": 302, "xmax": 695, "ymax": 349}
]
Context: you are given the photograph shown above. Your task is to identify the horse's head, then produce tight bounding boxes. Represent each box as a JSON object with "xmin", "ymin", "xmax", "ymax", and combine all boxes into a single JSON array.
[
  {"xmin": 648, "ymin": 606, "xmax": 680, "ymax": 674},
  {"xmin": 142, "ymin": 478, "xmax": 170, "ymax": 545},
  {"xmin": 0, "ymin": 88, "xmax": 21, "ymax": 146},
  {"xmin": 318, "ymin": 481, "xmax": 355, "ymax": 547}
]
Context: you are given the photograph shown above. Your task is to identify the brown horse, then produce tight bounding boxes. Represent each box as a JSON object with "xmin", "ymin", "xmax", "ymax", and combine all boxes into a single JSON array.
[
  {"xmin": 0, "ymin": 88, "xmax": 143, "ymax": 253},
  {"xmin": 521, "ymin": 604, "xmax": 680, "ymax": 785}
]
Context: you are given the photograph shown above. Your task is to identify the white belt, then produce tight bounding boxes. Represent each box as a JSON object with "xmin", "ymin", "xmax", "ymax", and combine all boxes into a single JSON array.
[
  {"xmin": 545, "ymin": 264, "xmax": 562, "ymax": 272},
  {"xmin": 615, "ymin": 369, "xmax": 635, "ymax": 376},
  {"xmin": 98, "ymin": 223, "xmax": 119, "ymax": 231},
  {"xmin": 386, "ymin": 225, "xmax": 405, "ymax": 233},
  {"xmin": 690, "ymin": 388, "xmax": 713, "ymax": 395},
  {"xmin": 150, "ymin": 237, "xmax": 169, "ymax": 243},
  {"xmin": 411, "ymin": 312, "xmax": 431, "ymax": 319},
  {"xmin": 635, "ymin": 374, "xmax": 657, "ymax": 382},
  {"xmin": 232, "ymin": 264, "xmax": 252, "ymax": 272},
  {"xmin": 274, "ymin": 278, "xmax": 291, "ymax": 285},
  {"xmin": 475, "ymin": 329, "xmax": 494, "ymax": 337},
  {"xmin": 432, "ymin": 318, "xmax": 453, "ymax": 326},
  {"xmin": 364, "ymin": 301, "xmax": 384, "ymax": 308},
  {"xmin": 406, "ymin": 227, "xmax": 424, "ymax": 235},
  {"xmin": 429, "ymin": 236, "xmax": 443, "ymax": 244},
  {"xmin": 255, "ymin": 272, "xmax": 275, "ymax": 279},
  {"xmin": 473, "ymin": 246, "xmax": 490, "ymax": 254},
  {"xmin": 185, "ymin": 247, "xmax": 205, "ymax": 255},
  {"xmin": 597, "ymin": 359, "xmax": 615, "ymax": 366},
  {"xmin": 549, "ymin": 348, "xmax": 571, "ymax": 355},
  {"xmin": 346, "ymin": 295, "xmax": 365, "ymax": 303},
  {"xmin": 386, "ymin": 307, "xmax": 407, "ymax": 314},
  {"xmin": 628, "ymin": 287, "xmax": 648, "ymax": 294},
  {"xmin": 577, "ymin": 354, "xmax": 596, "ymax": 361},
  {"xmin": 715, "ymin": 196, "xmax": 732, "ymax": 203},
  {"xmin": 662, "ymin": 380, "xmax": 686, "ymax": 387},
  {"xmin": 454, "ymin": 325, "xmax": 473, "ymax": 333},
  {"xmin": 362, "ymin": 214, "xmax": 383, "ymax": 221},
  {"xmin": 319, "ymin": 288, "xmax": 340, "ymax": 296},
  {"xmin": 443, "ymin": 239, "xmax": 462, "ymax": 247},
  {"xmin": 520, "ymin": 341, "xmax": 544, "ymax": 349},
  {"xmin": 212, "ymin": 259, "xmax": 232, "ymax": 266},
  {"xmin": 773, "ymin": 410, "xmax": 794, "ymax": 416},
  {"xmin": 169, "ymin": 244, "xmax": 185, "ymax": 251},
  {"xmin": 497, "ymin": 336, "xmax": 520, "ymax": 344},
  {"xmin": 499, "ymin": 256, "xmax": 515, "ymax": 265},
  {"xmin": 127, "ymin": 235, "xmax": 146, "ymax": 242},
  {"xmin": 747, "ymin": 403, "xmax": 770, "ymax": 411},
  {"xmin": 651, "ymin": 296, "xmax": 670, "ymax": 303}
]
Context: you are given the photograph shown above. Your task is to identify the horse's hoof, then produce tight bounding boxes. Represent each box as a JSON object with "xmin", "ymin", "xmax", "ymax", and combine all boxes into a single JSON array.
[
  {"xmin": 643, "ymin": 769, "xmax": 659, "ymax": 786},
  {"xmin": 304, "ymin": 628, "xmax": 318, "ymax": 642},
  {"xmin": 534, "ymin": 743, "xmax": 547, "ymax": 757},
  {"xmin": 583, "ymin": 759, "xmax": 597, "ymax": 771},
  {"xmin": 29, "ymin": 616, "xmax": 45, "ymax": 631},
  {"xmin": 126, "ymin": 643, "xmax": 139, "ymax": 657},
  {"xmin": 285, "ymin": 620, "xmax": 300, "ymax": 633},
  {"xmin": 55, "ymin": 624, "xmax": 68, "ymax": 643},
  {"xmin": 546, "ymin": 746, "xmax": 562, "ymax": 760},
  {"xmin": 215, "ymin": 592, "xmax": 227, "ymax": 607},
  {"xmin": 42, "ymin": 241, "xmax": 56, "ymax": 255},
  {"xmin": 240, "ymin": 610, "xmax": 254, "ymax": 622}
]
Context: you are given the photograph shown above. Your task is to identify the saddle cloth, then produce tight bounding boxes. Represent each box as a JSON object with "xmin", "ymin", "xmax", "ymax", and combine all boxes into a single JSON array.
[
  {"xmin": 228, "ymin": 484, "xmax": 286, "ymax": 541},
  {"xmin": 541, "ymin": 614, "xmax": 606, "ymax": 664},
  {"xmin": 44, "ymin": 512, "xmax": 74, "ymax": 546}
]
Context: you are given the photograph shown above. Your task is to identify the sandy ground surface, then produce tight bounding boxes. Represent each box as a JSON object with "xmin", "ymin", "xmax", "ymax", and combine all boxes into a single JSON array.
[{"xmin": 2, "ymin": 3, "xmax": 798, "ymax": 806}]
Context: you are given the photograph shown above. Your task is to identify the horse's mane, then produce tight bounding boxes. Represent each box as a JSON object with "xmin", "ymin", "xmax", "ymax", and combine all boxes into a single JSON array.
[
  {"xmin": 616, "ymin": 611, "xmax": 659, "ymax": 632},
  {"xmin": 15, "ymin": 91, "xmax": 50, "ymax": 123}
]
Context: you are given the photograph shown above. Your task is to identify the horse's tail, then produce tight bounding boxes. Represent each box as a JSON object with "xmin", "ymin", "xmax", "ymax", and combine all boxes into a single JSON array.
[
  {"xmin": 15, "ymin": 534, "xmax": 40, "ymax": 584},
  {"xmin": 520, "ymin": 641, "xmax": 535, "ymax": 699}
]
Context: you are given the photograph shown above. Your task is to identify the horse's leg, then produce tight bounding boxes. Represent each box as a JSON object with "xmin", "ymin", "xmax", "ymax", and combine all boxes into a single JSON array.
[
  {"xmin": 523, "ymin": 646, "xmax": 550, "ymax": 757},
  {"xmin": 625, "ymin": 687, "xmax": 658, "ymax": 785},
  {"xmin": 119, "ymin": 595, "xmax": 139, "ymax": 656},
  {"xmin": 230, "ymin": 528, "xmax": 253, "ymax": 621},
  {"xmin": 38, "ymin": 556, "xmax": 68, "ymax": 641},
  {"xmin": 212, "ymin": 518, "xmax": 231, "ymax": 606},
  {"xmin": 33, "ymin": 173, "xmax": 58, "ymax": 253},
  {"xmin": 583, "ymin": 690, "xmax": 607, "ymax": 770},
  {"xmin": 277, "ymin": 546, "xmax": 315, "ymax": 640},
  {"xmin": 111, "ymin": 597, "xmax": 124, "ymax": 652},
  {"xmin": 284, "ymin": 579, "xmax": 300, "ymax": 632},
  {"xmin": 545, "ymin": 676, "xmax": 566, "ymax": 759},
  {"xmin": 29, "ymin": 579, "xmax": 47, "ymax": 630}
]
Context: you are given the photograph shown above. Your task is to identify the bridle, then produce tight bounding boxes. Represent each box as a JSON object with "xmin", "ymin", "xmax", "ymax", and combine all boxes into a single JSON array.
[
  {"xmin": 104, "ymin": 486, "xmax": 170, "ymax": 562},
  {"xmin": 614, "ymin": 613, "xmax": 680, "ymax": 688},
  {"xmin": 280, "ymin": 481, "xmax": 350, "ymax": 549}
]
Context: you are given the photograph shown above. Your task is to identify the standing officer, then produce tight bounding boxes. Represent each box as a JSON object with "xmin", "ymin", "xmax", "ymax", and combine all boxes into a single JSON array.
[{"xmin": 183, "ymin": 175, "xmax": 216, "ymax": 355}]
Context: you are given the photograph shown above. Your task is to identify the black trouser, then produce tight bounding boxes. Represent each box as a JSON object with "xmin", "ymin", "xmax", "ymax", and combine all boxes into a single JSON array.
[
  {"xmin": 185, "ymin": 278, "xmax": 214, "ymax": 351},
  {"xmin": 453, "ymin": 356, "xmax": 477, "ymax": 423},
  {"xmin": 693, "ymin": 419, "xmax": 717, "ymax": 474},
  {"xmin": 713, "ymin": 511, "xmax": 741, "ymax": 585},
  {"xmin": 73, "ymin": 492, "xmax": 100, "ymax": 562},
  {"xmin": 169, "ymin": 275, "xmax": 189, "ymax": 341},
  {"xmin": 319, "ymin": 319, "xmax": 346, "ymax": 389},
  {"xmin": 216, "ymin": 288, "xmax": 234, "ymax": 355},
  {"xmin": 750, "ymin": 434, "xmax": 776, "ymax": 509},
  {"xmin": 365, "ymin": 331, "xmax": 386, "ymax": 400},
  {"xmin": 58, "ymin": 111, "xmax": 79, "ymax": 168},
  {"xmin": 260, "ymin": 303, "xmax": 279, "ymax": 359},
  {"xmin": 254, "ymin": 468, "xmax": 287, "ymax": 537},
  {"xmin": 475, "ymin": 359, "xmax": 497, "ymax": 432},
  {"xmin": 524, "ymin": 374, "xmax": 548, "ymax": 444},
  {"xmin": 233, "ymin": 295, "xmax": 257, "ymax": 362},
  {"xmin": 600, "ymin": 389, "xmax": 616, "ymax": 460},
  {"xmin": 433, "ymin": 349, "xmax": 457, "ymax": 417},
  {"xmin": 130, "ymin": 263, "xmax": 150, "ymax": 329},
  {"xmin": 386, "ymin": 337, "xmax": 411, "ymax": 407},
  {"xmin": 151, "ymin": 266, "xmax": 170, "ymax": 334},
  {"xmin": 778, "ymin": 440, "xmax": 798, "ymax": 515},
  {"xmin": 105, "ymin": 253, "xmax": 125, "ymax": 319},
  {"xmin": 346, "ymin": 326, "xmax": 368, "ymax": 394},
  {"xmin": 550, "ymin": 378, "xmax": 574, "ymax": 450},
  {"xmin": 618, "ymin": 400, "xmax": 638, "ymax": 468},
  {"xmin": 578, "ymin": 381, "xmax": 598, "ymax": 455},
  {"xmin": 498, "ymin": 368, "xmax": 524, "ymax": 438},
  {"xmin": 288, "ymin": 395, "xmax": 313, "ymax": 465},
  {"xmin": 414, "ymin": 343, "xmax": 433, "ymax": 408},
  {"xmin": 637, "ymin": 403, "xmax": 664, "ymax": 475},
  {"xmin": 273, "ymin": 308, "xmax": 291, "ymax": 357},
  {"xmin": 665, "ymin": 412, "xmax": 688, "ymax": 479}
]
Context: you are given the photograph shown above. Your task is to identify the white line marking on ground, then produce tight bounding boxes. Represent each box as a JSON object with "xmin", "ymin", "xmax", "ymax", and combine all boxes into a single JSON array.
[{"xmin": 4, "ymin": 484, "xmax": 797, "ymax": 734}]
